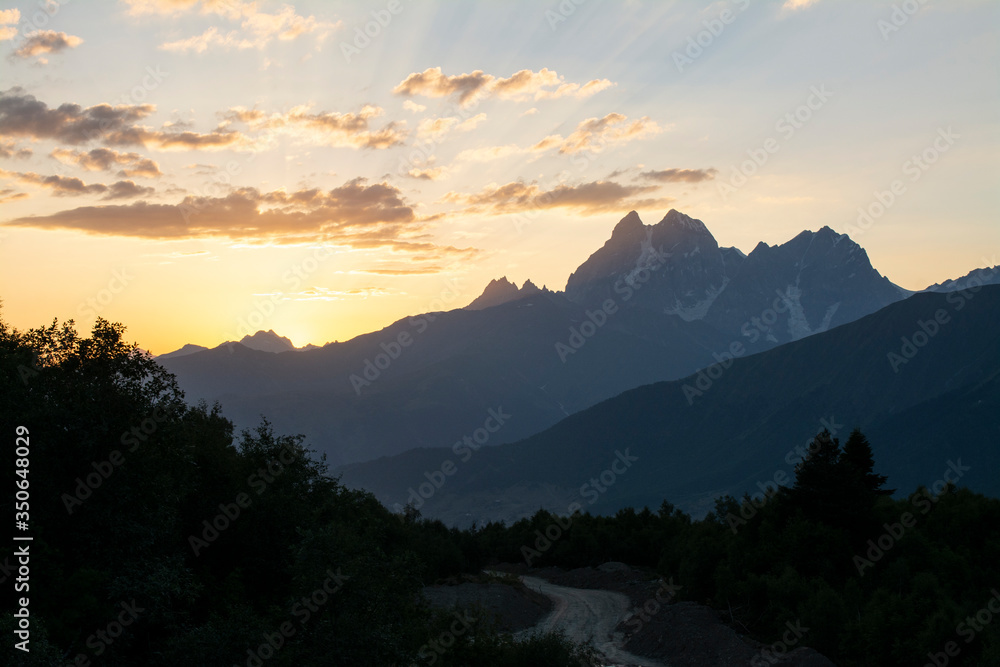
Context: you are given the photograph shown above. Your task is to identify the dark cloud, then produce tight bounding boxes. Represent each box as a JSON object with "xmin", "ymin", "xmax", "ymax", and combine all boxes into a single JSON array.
[
  {"xmin": 444, "ymin": 179, "xmax": 675, "ymax": 216},
  {"xmin": 2, "ymin": 179, "xmax": 473, "ymax": 258},
  {"xmin": 0, "ymin": 168, "xmax": 155, "ymax": 199},
  {"xmin": 0, "ymin": 89, "xmax": 249, "ymax": 150},
  {"xmin": 639, "ymin": 168, "xmax": 718, "ymax": 183},
  {"xmin": 51, "ymin": 148, "xmax": 163, "ymax": 178},
  {"xmin": 0, "ymin": 88, "xmax": 154, "ymax": 145}
]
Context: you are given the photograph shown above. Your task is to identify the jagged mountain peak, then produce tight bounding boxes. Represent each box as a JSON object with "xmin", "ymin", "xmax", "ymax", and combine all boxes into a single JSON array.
[
  {"xmin": 658, "ymin": 208, "xmax": 712, "ymax": 236},
  {"xmin": 465, "ymin": 276, "xmax": 540, "ymax": 311},
  {"xmin": 239, "ymin": 330, "xmax": 297, "ymax": 353}
]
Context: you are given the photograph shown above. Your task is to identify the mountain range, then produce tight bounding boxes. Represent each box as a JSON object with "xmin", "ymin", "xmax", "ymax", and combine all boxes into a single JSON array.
[
  {"xmin": 339, "ymin": 284, "xmax": 1000, "ymax": 525},
  {"xmin": 158, "ymin": 210, "xmax": 999, "ymax": 488}
]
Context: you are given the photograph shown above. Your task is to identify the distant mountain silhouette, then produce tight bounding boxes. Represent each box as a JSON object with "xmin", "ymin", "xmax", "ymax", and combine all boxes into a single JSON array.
[
  {"xmin": 338, "ymin": 286, "xmax": 1000, "ymax": 526},
  {"xmin": 160, "ymin": 210, "xmax": 996, "ymax": 470},
  {"xmin": 465, "ymin": 277, "xmax": 543, "ymax": 310}
]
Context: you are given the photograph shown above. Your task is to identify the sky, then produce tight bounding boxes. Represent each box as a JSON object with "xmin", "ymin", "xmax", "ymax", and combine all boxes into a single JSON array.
[{"xmin": 0, "ymin": 0, "xmax": 996, "ymax": 353}]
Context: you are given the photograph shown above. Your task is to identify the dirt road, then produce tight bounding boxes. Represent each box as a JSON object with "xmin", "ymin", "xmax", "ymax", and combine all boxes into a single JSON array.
[{"xmin": 516, "ymin": 575, "xmax": 668, "ymax": 667}]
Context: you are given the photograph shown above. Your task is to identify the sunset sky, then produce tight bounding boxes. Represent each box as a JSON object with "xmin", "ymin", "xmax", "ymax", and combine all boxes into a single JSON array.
[{"xmin": 0, "ymin": 0, "xmax": 996, "ymax": 353}]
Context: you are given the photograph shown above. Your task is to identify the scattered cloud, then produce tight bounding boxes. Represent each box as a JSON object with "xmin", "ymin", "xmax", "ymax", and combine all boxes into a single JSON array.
[
  {"xmin": 454, "ymin": 144, "xmax": 528, "ymax": 163},
  {"xmin": 393, "ymin": 67, "xmax": 614, "ymax": 107},
  {"xmin": 12, "ymin": 31, "xmax": 84, "ymax": 62},
  {"xmin": 521, "ymin": 107, "xmax": 538, "ymax": 117},
  {"xmin": 0, "ymin": 138, "xmax": 32, "ymax": 160},
  {"xmin": 443, "ymin": 179, "xmax": 675, "ymax": 216},
  {"xmin": 3, "ymin": 177, "xmax": 478, "ymax": 267},
  {"xmin": 416, "ymin": 113, "xmax": 486, "ymax": 141},
  {"xmin": 0, "ymin": 187, "xmax": 28, "ymax": 204},
  {"xmin": 223, "ymin": 104, "xmax": 406, "ymax": 149},
  {"xmin": 133, "ymin": 0, "xmax": 341, "ymax": 52},
  {"xmin": 406, "ymin": 167, "xmax": 447, "ymax": 180},
  {"xmin": 0, "ymin": 89, "xmax": 252, "ymax": 151},
  {"xmin": 782, "ymin": 0, "xmax": 821, "ymax": 10},
  {"xmin": 51, "ymin": 148, "xmax": 163, "ymax": 178},
  {"xmin": 0, "ymin": 168, "xmax": 154, "ymax": 199},
  {"xmin": 256, "ymin": 285, "xmax": 394, "ymax": 301},
  {"xmin": 0, "ymin": 9, "xmax": 19, "ymax": 41},
  {"xmin": 536, "ymin": 113, "xmax": 664, "ymax": 154},
  {"xmin": 639, "ymin": 168, "xmax": 717, "ymax": 183},
  {"xmin": 402, "ymin": 100, "xmax": 426, "ymax": 113}
]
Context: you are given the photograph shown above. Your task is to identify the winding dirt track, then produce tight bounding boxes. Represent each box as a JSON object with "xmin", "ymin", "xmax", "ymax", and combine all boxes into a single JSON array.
[{"xmin": 516, "ymin": 575, "xmax": 668, "ymax": 667}]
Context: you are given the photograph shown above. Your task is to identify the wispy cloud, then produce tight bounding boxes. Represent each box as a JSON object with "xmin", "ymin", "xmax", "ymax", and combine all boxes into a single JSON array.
[
  {"xmin": 12, "ymin": 31, "xmax": 84, "ymax": 63},
  {"xmin": 223, "ymin": 104, "xmax": 406, "ymax": 149},
  {"xmin": 443, "ymin": 179, "xmax": 674, "ymax": 216},
  {"xmin": 394, "ymin": 67, "xmax": 613, "ymax": 107},
  {"xmin": 0, "ymin": 9, "xmax": 20, "ymax": 41},
  {"xmin": 51, "ymin": 148, "xmax": 163, "ymax": 178},
  {"xmin": 124, "ymin": 0, "xmax": 341, "ymax": 52},
  {"xmin": 0, "ymin": 168, "xmax": 154, "ymax": 199},
  {"xmin": 638, "ymin": 168, "xmax": 717, "ymax": 183}
]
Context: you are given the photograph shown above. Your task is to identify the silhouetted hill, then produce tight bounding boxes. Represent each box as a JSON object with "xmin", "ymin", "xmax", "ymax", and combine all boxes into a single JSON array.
[{"xmin": 338, "ymin": 286, "xmax": 1000, "ymax": 525}]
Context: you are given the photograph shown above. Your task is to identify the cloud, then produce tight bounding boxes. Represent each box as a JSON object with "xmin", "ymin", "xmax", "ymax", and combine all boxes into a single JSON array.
[
  {"xmin": 0, "ymin": 188, "xmax": 28, "ymax": 204},
  {"xmin": 0, "ymin": 9, "xmax": 19, "ymax": 41},
  {"xmin": 406, "ymin": 167, "xmax": 446, "ymax": 180},
  {"xmin": 393, "ymin": 67, "xmax": 614, "ymax": 107},
  {"xmin": 402, "ymin": 100, "xmax": 426, "ymax": 113},
  {"xmin": 0, "ymin": 168, "xmax": 154, "ymax": 199},
  {"xmin": 0, "ymin": 138, "xmax": 32, "ymax": 160},
  {"xmin": 0, "ymin": 89, "xmax": 253, "ymax": 151},
  {"xmin": 454, "ymin": 113, "xmax": 662, "ymax": 162},
  {"xmin": 105, "ymin": 180, "xmax": 157, "ymax": 199},
  {"xmin": 782, "ymin": 0, "xmax": 821, "ymax": 9},
  {"xmin": 415, "ymin": 113, "xmax": 486, "ymax": 141},
  {"xmin": 51, "ymin": 148, "xmax": 163, "ymax": 178},
  {"xmin": 639, "ymin": 168, "xmax": 718, "ymax": 183},
  {"xmin": 12, "ymin": 31, "xmax": 84, "ymax": 61},
  {"xmin": 454, "ymin": 144, "xmax": 528, "ymax": 163},
  {"xmin": 256, "ymin": 285, "xmax": 394, "ymax": 301},
  {"xmin": 444, "ymin": 179, "xmax": 675, "ymax": 216},
  {"xmin": 537, "ymin": 113, "xmax": 664, "ymax": 154},
  {"xmin": 521, "ymin": 107, "xmax": 538, "ymax": 117},
  {"xmin": 223, "ymin": 104, "xmax": 406, "ymax": 149},
  {"xmin": 135, "ymin": 0, "xmax": 341, "ymax": 52},
  {"xmin": 3, "ymin": 177, "xmax": 479, "ymax": 266}
]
